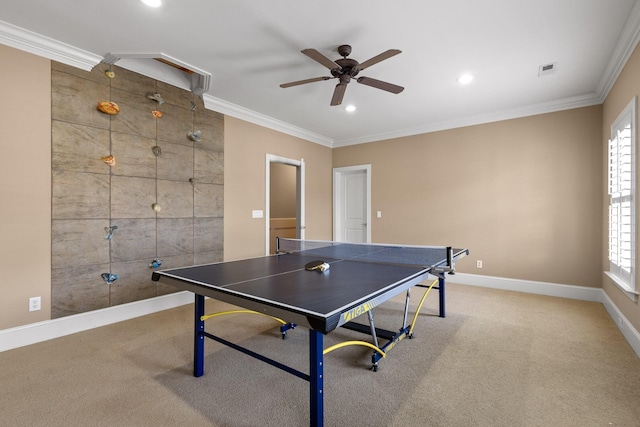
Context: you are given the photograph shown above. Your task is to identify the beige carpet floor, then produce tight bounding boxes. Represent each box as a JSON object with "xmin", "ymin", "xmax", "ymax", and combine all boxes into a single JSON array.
[{"xmin": 1, "ymin": 283, "xmax": 639, "ymax": 427}]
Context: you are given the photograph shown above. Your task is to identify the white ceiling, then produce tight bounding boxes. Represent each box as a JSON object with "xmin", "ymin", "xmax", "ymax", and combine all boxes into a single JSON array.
[{"xmin": 1, "ymin": 0, "xmax": 639, "ymax": 147}]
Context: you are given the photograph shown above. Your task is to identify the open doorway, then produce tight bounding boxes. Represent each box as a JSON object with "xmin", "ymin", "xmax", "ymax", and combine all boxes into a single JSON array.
[{"xmin": 266, "ymin": 155, "xmax": 305, "ymax": 254}]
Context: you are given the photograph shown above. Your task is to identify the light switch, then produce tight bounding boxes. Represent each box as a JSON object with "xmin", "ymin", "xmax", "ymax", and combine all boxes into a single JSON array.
[
  {"xmin": 252, "ymin": 210, "xmax": 264, "ymax": 219},
  {"xmin": 376, "ymin": 211, "xmax": 382, "ymax": 218}
]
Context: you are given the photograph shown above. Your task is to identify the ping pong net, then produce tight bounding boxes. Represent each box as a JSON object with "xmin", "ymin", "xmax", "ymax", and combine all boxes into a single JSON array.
[{"xmin": 276, "ymin": 238, "xmax": 460, "ymax": 272}]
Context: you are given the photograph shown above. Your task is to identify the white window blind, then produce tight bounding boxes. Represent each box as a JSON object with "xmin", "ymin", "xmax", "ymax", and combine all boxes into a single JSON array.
[{"xmin": 608, "ymin": 97, "xmax": 637, "ymax": 294}]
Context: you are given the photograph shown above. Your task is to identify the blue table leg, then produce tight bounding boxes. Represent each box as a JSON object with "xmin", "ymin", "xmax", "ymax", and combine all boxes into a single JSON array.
[
  {"xmin": 439, "ymin": 276, "xmax": 446, "ymax": 318},
  {"xmin": 309, "ymin": 330, "xmax": 324, "ymax": 427},
  {"xmin": 194, "ymin": 294, "xmax": 205, "ymax": 377}
]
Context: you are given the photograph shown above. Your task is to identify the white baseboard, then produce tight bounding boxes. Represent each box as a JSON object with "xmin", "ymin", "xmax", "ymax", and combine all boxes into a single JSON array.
[
  {"xmin": 2, "ymin": 275, "xmax": 639, "ymax": 359},
  {"xmin": 449, "ymin": 273, "xmax": 604, "ymax": 302},
  {"xmin": 601, "ymin": 291, "xmax": 640, "ymax": 358},
  {"xmin": 0, "ymin": 291, "xmax": 193, "ymax": 353},
  {"xmin": 450, "ymin": 273, "xmax": 640, "ymax": 358}
]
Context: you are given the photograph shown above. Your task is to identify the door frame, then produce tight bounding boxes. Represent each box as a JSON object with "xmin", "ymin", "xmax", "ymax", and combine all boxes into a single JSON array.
[
  {"xmin": 266, "ymin": 154, "xmax": 305, "ymax": 255},
  {"xmin": 333, "ymin": 164, "xmax": 371, "ymax": 243}
]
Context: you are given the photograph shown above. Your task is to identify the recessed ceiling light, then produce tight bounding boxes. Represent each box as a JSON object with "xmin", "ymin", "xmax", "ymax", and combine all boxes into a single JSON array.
[
  {"xmin": 139, "ymin": 0, "xmax": 162, "ymax": 7},
  {"xmin": 345, "ymin": 105, "xmax": 356, "ymax": 112},
  {"xmin": 457, "ymin": 73, "xmax": 474, "ymax": 85}
]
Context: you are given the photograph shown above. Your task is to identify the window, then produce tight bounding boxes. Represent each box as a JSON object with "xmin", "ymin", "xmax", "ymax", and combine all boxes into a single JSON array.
[{"xmin": 607, "ymin": 97, "xmax": 638, "ymax": 300}]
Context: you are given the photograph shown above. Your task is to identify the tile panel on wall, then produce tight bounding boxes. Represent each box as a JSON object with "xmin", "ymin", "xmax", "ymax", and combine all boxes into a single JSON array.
[
  {"xmin": 52, "ymin": 170, "xmax": 110, "ymax": 219},
  {"xmin": 51, "ymin": 62, "xmax": 224, "ymax": 318},
  {"xmin": 52, "ymin": 121, "xmax": 111, "ymax": 173}
]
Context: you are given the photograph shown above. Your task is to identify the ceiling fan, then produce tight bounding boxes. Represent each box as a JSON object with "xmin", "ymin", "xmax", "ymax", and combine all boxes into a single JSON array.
[{"xmin": 280, "ymin": 44, "xmax": 404, "ymax": 106}]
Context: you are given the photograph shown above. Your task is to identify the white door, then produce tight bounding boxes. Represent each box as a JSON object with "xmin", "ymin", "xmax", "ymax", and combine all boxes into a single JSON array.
[{"xmin": 334, "ymin": 165, "xmax": 371, "ymax": 243}]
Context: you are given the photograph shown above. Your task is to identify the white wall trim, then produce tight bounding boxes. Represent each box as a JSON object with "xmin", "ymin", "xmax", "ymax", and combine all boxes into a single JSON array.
[
  {"xmin": 333, "ymin": 93, "xmax": 602, "ymax": 147},
  {"xmin": 203, "ymin": 94, "xmax": 333, "ymax": 147},
  {"xmin": 596, "ymin": 0, "xmax": 640, "ymax": 101},
  {"xmin": 0, "ymin": 291, "xmax": 193, "ymax": 353},
  {"xmin": 2, "ymin": 16, "xmax": 638, "ymax": 149},
  {"xmin": 451, "ymin": 273, "xmax": 640, "ymax": 358},
  {"xmin": 2, "ymin": 275, "xmax": 639, "ymax": 359},
  {"xmin": 601, "ymin": 291, "xmax": 640, "ymax": 358},
  {"xmin": 0, "ymin": 19, "xmax": 102, "ymax": 71},
  {"xmin": 450, "ymin": 273, "xmax": 604, "ymax": 302}
]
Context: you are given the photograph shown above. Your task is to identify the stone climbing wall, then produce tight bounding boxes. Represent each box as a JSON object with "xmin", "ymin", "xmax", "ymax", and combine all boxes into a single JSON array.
[{"xmin": 50, "ymin": 61, "xmax": 223, "ymax": 318}]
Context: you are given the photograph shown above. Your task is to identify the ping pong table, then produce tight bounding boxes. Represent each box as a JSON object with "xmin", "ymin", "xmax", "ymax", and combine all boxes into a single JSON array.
[{"xmin": 152, "ymin": 238, "xmax": 468, "ymax": 426}]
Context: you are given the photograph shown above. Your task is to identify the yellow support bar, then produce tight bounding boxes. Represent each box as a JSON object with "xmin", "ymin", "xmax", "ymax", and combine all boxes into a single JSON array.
[
  {"xmin": 322, "ymin": 340, "xmax": 386, "ymax": 358},
  {"xmin": 408, "ymin": 278, "xmax": 439, "ymax": 336},
  {"xmin": 201, "ymin": 309, "xmax": 287, "ymax": 325}
]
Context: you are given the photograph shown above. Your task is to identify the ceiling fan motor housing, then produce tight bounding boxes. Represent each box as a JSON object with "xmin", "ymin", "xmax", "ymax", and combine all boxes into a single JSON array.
[
  {"xmin": 337, "ymin": 44, "xmax": 352, "ymax": 57},
  {"xmin": 332, "ymin": 58, "xmax": 360, "ymax": 78}
]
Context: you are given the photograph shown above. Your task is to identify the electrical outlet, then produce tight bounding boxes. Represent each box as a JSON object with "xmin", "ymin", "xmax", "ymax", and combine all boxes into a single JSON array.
[
  {"xmin": 477, "ymin": 260, "xmax": 483, "ymax": 269},
  {"xmin": 29, "ymin": 296, "xmax": 41, "ymax": 312}
]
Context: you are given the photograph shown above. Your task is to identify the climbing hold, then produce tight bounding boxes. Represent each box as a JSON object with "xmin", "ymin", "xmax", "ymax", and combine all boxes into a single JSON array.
[
  {"xmin": 104, "ymin": 225, "xmax": 118, "ymax": 240},
  {"xmin": 97, "ymin": 101, "xmax": 119, "ymax": 115},
  {"xmin": 100, "ymin": 273, "xmax": 118, "ymax": 285},
  {"xmin": 149, "ymin": 258, "xmax": 163, "ymax": 269},
  {"xmin": 152, "ymin": 145, "xmax": 161, "ymax": 157},
  {"xmin": 187, "ymin": 130, "xmax": 202, "ymax": 142},
  {"xmin": 101, "ymin": 155, "xmax": 116, "ymax": 166},
  {"xmin": 146, "ymin": 93, "xmax": 165, "ymax": 104},
  {"xmin": 152, "ymin": 110, "xmax": 163, "ymax": 118}
]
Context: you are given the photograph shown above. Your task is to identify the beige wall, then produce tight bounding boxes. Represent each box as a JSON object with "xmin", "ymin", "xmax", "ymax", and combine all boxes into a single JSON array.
[
  {"xmin": 0, "ymin": 40, "xmax": 637, "ymax": 337},
  {"xmin": 270, "ymin": 163, "xmax": 297, "ymax": 218},
  {"xmin": 224, "ymin": 117, "xmax": 333, "ymax": 261},
  {"xmin": 602, "ymin": 43, "xmax": 640, "ymax": 333},
  {"xmin": 0, "ymin": 45, "xmax": 52, "ymax": 329},
  {"xmin": 334, "ymin": 106, "xmax": 603, "ymax": 287}
]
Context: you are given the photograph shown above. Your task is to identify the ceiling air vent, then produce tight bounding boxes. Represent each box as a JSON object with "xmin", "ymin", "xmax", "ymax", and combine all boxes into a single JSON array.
[
  {"xmin": 103, "ymin": 53, "xmax": 211, "ymax": 95},
  {"xmin": 538, "ymin": 62, "xmax": 557, "ymax": 77}
]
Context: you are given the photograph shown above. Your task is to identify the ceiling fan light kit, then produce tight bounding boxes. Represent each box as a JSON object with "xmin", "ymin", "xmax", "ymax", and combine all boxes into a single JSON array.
[{"xmin": 280, "ymin": 44, "xmax": 404, "ymax": 106}]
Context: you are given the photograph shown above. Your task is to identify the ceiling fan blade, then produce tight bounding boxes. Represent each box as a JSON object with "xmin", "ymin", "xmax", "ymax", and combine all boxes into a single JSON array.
[
  {"xmin": 302, "ymin": 48, "xmax": 341, "ymax": 70},
  {"xmin": 357, "ymin": 49, "xmax": 401, "ymax": 70},
  {"xmin": 280, "ymin": 76, "xmax": 331, "ymax": 88},
  {"xmin": 357, "ymin": 76, "xmax": 404, "ymax": 94},
  {"xmin": 330, "ymin": 83, "xmax": 347, "ymax": 106}
]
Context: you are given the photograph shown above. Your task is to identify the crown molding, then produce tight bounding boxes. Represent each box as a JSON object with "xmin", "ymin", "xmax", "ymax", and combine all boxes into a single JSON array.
[
  {"xmin": 1, "ymin": 5, "xmax": 638, "ymax": 149},
  {"xmin": 203, "ymin": 94, "xmax": 334, "ymax": 147},
  {"xmin": 596, "ymin": 0, "xmax": 640, "ymax": 101},
  {"xmin": 0, "ymin": 19, "xmax": 101, "ymax": 71},
  {"xmin": 332, "ymin": 92, "xmax": 603, "ymax": 147},
  {"xmin": 0, "ymin": 18, "xmax": 334, "ymax": 147}
]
